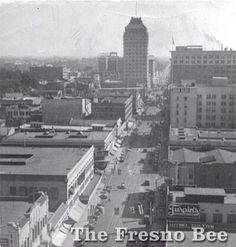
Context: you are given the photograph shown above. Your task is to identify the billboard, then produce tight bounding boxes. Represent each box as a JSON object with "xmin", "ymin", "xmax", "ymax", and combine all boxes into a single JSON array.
[{"xmin": 168, "ymin": 203, "xmax": 200, "ymax": 218}]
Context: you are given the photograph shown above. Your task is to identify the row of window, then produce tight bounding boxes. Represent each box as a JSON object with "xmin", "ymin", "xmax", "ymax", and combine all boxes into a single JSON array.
[
  {"xmin": 10, "ymin": 186, "xmax": 59, "ymax": 200},
  {"xmin": 200, "ymin": 213, "xmax": 236, "ymax": 224},
  {"xmin": 20, "ymin": 215, "xmax": 47, "ymax": 247},
  {"xmin": 197, "ymin": 108, "xmax": 235, "ymax": 113}
]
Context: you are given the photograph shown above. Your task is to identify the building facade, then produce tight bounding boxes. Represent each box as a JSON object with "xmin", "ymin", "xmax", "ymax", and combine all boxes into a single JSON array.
[
  {"xmin": 0, "ymin": 146, "xmax": 94, "ymax": 211},
  {"xmin": 92, "ymin": 95, "xmax": 133, "ymax": 122},
  {"xmin": 42, "ymin": 98, "xmax": 91, "ymax": 125},
  {"xmin": 170, "ymin": 84, "xmax": 197, "ymax": 128},
  {"xmin": 123, "ymin": 17, "xmax": 148, "ymax": 87},
  {"xmin": 148, "ymin": 55, "xmax": 156, "ymax": 88},
  {"xmin": 0, "ymin": 193, "xmax": 49, "ymax": 247},
  {"xmin": 170, "ymin": 77, "xmax": 236, "ymax": 129},
  {"xmin": 167, "ymin": 187, "xmax": 236, "ymax": 233},
  {"xmin": 169, "ymin": 148, "xmax": 236, "ymax": 189},
  {"xmin": 171, "ymin": 45, "xmax": 236, "ymax": 84},
  {"xmin": 5, "ymin": 105, "xmax": 32, "ymax": 126}
]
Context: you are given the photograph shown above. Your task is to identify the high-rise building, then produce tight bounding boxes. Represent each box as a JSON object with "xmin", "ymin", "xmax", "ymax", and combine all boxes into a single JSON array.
[
  {"xmin": 171, "ymin": 45, "xmax": 236, "ymax": 84},
  {"xmin": 97, "ymin": 53, "xmax": 109, "ymax": 73},
  {"xmin": 170, "ymin": 77, "xmax": 236, "ymax": 129},
  {"xmin": 108, "ymin": 52, "xmax": 119, "ymax": 73},
  {"xmin": 123, "ymin": 17, "xmax": 148, "ymax": 87},
  {"xmin": 148, "ymin": 55, "xmax": 156, "ymax": 88}
]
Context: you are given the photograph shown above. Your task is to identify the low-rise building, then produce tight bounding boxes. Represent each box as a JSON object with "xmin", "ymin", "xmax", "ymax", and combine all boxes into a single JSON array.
[
  {"xmin": 167, "ymin": 187, "xmax": 236, "ymax": 233},
  {"xmin": 98, "ymin": 82, "xmax": 145, "ymax": 114},
  {"xmin": 170, "ymin": 77, "xmax": 236, "ymax": 129},
  {"xmin": 169, "ymin": 127, "xmax": 236, "ymax": 151},
  {"xmin": 42, "ymin": 98, "xmax": 91, "ymax": 125},
  {"xmin": 92, "ymin": 95, "xmax": 133, "ymax": 122},
  {"xmin": 0, "ymin": 192, "xmax": 49, "ymax": 247},
  {"xmin": 168, "ymin": 148, "xmax": 236, "ymax": 189},
  {"xmin": 0, "ymin": 146, "xmax": 94, "ymax": 211},
  {"xmin": 5, "ymin": 105, "xmax": 32, "ymax": 126}
]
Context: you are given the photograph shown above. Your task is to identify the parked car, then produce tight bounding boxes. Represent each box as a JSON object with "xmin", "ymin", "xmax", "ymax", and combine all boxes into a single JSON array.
[
  {"xmin": 142, "ymin": 180, "xmax": 150, "ymax": 186},
  {"xmin": 120, "ymin": 182, "xmax": 126, "ymax": 189}
]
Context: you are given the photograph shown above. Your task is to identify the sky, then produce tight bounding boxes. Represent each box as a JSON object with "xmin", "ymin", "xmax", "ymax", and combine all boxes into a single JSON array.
[{"xmin": 0, "ymin": 0, "xmax": 236, "ymax": 57}]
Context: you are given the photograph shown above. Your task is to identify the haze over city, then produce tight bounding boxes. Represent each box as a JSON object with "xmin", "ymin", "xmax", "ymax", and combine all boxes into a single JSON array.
[{"xmin": 0, "ymin": 0, "xmax": 236, "ymax": 57}]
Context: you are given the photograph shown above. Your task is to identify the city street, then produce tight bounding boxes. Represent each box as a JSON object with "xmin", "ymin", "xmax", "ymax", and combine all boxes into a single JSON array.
[
  {"xmin": 64, "ymin": 103, "xmax": 168, "ymax": 247},
  {"xmin": 85, "ymin": 147, "xmax": 164, "ymax": 247}
]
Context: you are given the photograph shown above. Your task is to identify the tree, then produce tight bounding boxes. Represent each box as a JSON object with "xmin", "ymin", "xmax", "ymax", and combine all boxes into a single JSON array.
[{"xmin": 20, "ymin": 71, "xmax": 38, "ymax": 89}]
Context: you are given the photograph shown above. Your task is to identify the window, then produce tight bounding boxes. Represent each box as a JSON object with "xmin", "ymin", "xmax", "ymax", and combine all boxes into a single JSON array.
[
  {"xmin": 197, "ymin": 108, "xmax": 202, "ymax": 113},
  {"xmin": 19, "ymin": 186, "xmax": 28, "ymax": 196},
  {"xmin": 184, "ymin": 96, "xmax": 188, "ymax": 101},
  {"xmin": 221, "ymin": 94, "xmax": 227, "ymax": 99},
  {"xmin": 29, "ymin": 187, "xmax": 38, "ymax": 195},
  {"xmin": 10, "ymin": 186, "xmax": 16, "ymax": 195},
  {"xmin": 227, "ymin": 214, "xmax": 236, "ymax": 224},
  {"xmin": 189, "ymin": 169, "xmax": 193, "ymax": 179},
  {"xmin": 213, "ymin": 213, "xmax": 223, "ymax": 224}
]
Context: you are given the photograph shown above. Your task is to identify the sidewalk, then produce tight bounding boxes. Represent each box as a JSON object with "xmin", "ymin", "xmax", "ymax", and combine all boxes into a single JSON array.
[{"xmin": 63, "ymin": 176, "xmax": 105, "ymax": 247}]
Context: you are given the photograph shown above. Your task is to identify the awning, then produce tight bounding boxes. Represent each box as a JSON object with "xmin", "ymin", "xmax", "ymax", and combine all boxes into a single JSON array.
[
  {"xmin": 52, "ymin": 229, "xmax": 67, "ymax": 247},
  {"xmin": 68, "ymin": 200, "xmax": 87, "ymax": 222}
]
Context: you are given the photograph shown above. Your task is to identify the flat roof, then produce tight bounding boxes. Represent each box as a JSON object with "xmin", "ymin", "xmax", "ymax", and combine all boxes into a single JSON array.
[
  {"xmin": 184, "ymin": 187, "xmax": 226, "ymax": 197},
  {"xmin": 169, "ymin": 148, "xmax": 236, "ymax": 164},
  {"xmin": 170, "ymin": 128, "xmax": 236, "ymax": 143},
  {"xmin": 2, "ymin": 130, "xmax": 110, "ymax": 147},
  {"xmin": 170, "ymin": 190, "xmax": 236, "ymax": 204},
  {"xmin": 0, "ymin": 146, "xmax": 89, "ymax": 176},
  {"xmin": 69, "ymin": 119, "xmax": 117, "ymax": 127},
  {"xmin": 98, "ymin": 96, "xmax": 131, "ymax": 104},
  {"xmin": 0, "ymin": 201, "xmax": 31, "ymax": 227}
]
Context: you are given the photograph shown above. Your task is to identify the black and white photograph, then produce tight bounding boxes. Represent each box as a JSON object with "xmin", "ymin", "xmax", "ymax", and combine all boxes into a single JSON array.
[{"xmin": 0, "ymin": 0, "xmax": 236, "ymax": 246}]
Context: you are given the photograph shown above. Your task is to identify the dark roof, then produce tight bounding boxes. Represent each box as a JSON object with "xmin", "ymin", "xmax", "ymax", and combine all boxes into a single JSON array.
[
  {"xmin": 69, "ymin": 119, "xmax": 117, "ymax": 127},
  {"xmin": 184, "ymin": 187, "xmax": 226, "ymax": 197},
  {"xmin": 125, "ymin": 17, "xmax": 147, "ymax": 30}
]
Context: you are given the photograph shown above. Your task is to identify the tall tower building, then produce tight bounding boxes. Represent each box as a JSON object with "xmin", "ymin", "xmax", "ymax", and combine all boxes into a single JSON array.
[{"xmin": 123, "ymin": 17, "xmax": 149, "ymax": 87}]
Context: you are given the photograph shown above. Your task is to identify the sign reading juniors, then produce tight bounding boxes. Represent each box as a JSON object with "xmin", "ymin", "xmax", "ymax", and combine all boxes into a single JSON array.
[{"xmin": 168, "ymin": 203, "xmax": 200, "ymax": 218}]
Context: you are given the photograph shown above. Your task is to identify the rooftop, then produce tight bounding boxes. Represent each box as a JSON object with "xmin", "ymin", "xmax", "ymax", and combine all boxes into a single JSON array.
[
  {"xmin": 98, "ymin": 96, "xmax": 131, "ymax": 104},
  {"xmin": 69, "ymin": 119, "xmax": 118, "ymax": 127},
  {"xmin": 169, "ymin": 127, "xmax": 236, "ymax": 147},
  {"xmin": 169, "ymin": 148, "xmax": 236, "ymax": 164},
  {"xmin": 0, "ymin": 146, "xmax": 89, "ymax": 176},
  {"xmin": 184, "ymin": 187, "xmax": 226, "ymax": 197},
  {"xmin": 170, "ymin": 189, "xmax": 236, "ymax": 204},
  {"xmin": 0, "ymin": 201, "xmax": 31, "ymax": 227},
  {"xmin": 2, "ymin": 129, "xmax": 111, "ymax": 147},
  {"xmin": 125, "ymin": 17, "xmax": 147, "ymax": 30}
]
